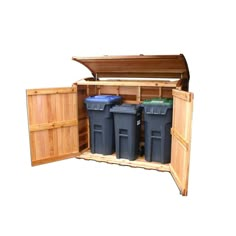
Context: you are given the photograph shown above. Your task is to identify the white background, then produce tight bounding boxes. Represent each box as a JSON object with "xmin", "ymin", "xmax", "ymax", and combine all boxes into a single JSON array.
[{"xmin": 1, "ymin": 0, "xmax": 236, "ymax": 235}]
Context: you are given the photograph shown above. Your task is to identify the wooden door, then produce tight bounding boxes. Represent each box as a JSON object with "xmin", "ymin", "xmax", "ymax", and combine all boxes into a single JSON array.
[
  {"xmin": 27, "ymin": 86, "xmax": 79, "ymax": 166},
  {"xmin": 170, "ymin": 89, "xmax": 194, "ymax": 196}
]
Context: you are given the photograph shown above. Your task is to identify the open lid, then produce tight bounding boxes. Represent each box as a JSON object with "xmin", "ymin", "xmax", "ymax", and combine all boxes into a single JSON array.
[{"xmin": 72, "ymin": 54, "xmax": 189, "ymax": 79}]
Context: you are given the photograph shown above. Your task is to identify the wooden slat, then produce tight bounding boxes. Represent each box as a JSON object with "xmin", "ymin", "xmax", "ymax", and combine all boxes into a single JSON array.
[
  {"xmin": 99, "ymin": 86, "xmax": 119, "ymax": 95},
  {"xmin": 77, "ymin": 151, "xmax": 170, "ymax": 172},
  {"xmin": 162, "ymin": 87, "xmax": 173, "ymax": 98},
  {"xmin": 86, "ymin": 117, "xmax": 90, "ymax": 149},
  {"xmin": 97, "ymin": 72, "xmax": 184, "ymax": 78},
  {"xmin": 171, "ymin": 128, "xmax": 189, "ymax": 151},
  {"xmin": 120, "ymin": 94, "xmax": 136, "ymax": 101},
  {"xmin": 119, "ymin": 86, "xmax": 137, "ymax": 95},
  {"xmin": 27, "ymin": 87, "xmax": 77, "ymax": 96},
  {"xmin": 77, "ymin": 80, "xmax": 178, "ymax": 87},
  {"xmin": 29, "ymin": 132, "xmax": 36, "ymax": 161},
  {"xmin": 32, "ymin": 151, "xmax": 79, "ymax": 166},
  {"xmin": 169, "ymin": 165, "xmax": 183, "ymax": 193},
  {"xmin": 78, "ymin": 121, "xmax": 88, "ymax": 133},
  {"xmin": 30, "ymin": 119, "xmax": 78, "ymax": 132},
  {"xmin": 73, "ymin": 55, "xmax": 184, "ymax": 60},
  {"xmin": 137, "ymin": 86, "xmax": 141, "ymax": 102},
  {"xmin": 172, "ymin": 89, "xmax": 193, "ymax": 102},
  {"xmin": 79, "ymin": 138, "xmax": 88, "ymax": 147},
  {"xmin": 122, "ymin": 100, "xmax": 140, "ymax": 104},
  {"xmin": 159, "ymin": 87, "xmax": 162, "ymax": 97},
  {"xmin": 79, "ymin": 130, "xmax": 88, "ymax": 137},
  {"xmin": 77, "ymin": 85, "xmax": 89, "ymax": 154},
  {"xmin": 78, "ymin": 116, "xmax": 87, "ymax": 121},
  {"xmin": 141, "ymin": 86, "xmax": 161, "ymax": 100}
]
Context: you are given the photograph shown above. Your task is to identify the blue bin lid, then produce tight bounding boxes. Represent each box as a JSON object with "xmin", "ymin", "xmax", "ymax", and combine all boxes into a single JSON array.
[
  {"xmin": 110, "ymin": 104, "xmax": 142, "ymax": 114},
  {"xmin": 85, "ymin": 95, "xmax": 122, "ymax": 104}
]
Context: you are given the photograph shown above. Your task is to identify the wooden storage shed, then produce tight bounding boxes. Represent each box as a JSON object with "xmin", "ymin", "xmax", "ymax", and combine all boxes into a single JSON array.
[{"xmin": 26, "ymin": 54, "xmax": 193, "ymax": 196}]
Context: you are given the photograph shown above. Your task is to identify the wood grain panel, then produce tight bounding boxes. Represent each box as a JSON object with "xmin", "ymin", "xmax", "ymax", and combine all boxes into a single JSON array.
[
  {"xmin": 73, "ymin": 54, "xmax": 189, "ymax": 79},
  {"xmin": 99, "ymin": 85, "xmax": 119, "ymax": 95},
  {"xmin": 77, "ymin": 80, "xmax": 179, "ymax": 87},
  {"xmin": 27, "ymin": 86, "xmax": 79, "ymax": 165},
  {"xmin": 170, "ymin": 89, "xmax": 193, "ymax": 196},
  {"xmin": 162, "ymin": 87, "xmax": 173, "ymax": 98}
]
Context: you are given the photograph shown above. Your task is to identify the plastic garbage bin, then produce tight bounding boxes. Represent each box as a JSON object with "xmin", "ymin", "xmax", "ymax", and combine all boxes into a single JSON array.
[
  {"xmin": 143, "ymin": 98, "xmax": 173, "ymax": 163},
  {"xmin": 84, "ymin": 95, "xmax": 122, "ymax": 155},
  {"xmin": 110, "ymin": 104, "xmax": 142, "ymax": 161}
]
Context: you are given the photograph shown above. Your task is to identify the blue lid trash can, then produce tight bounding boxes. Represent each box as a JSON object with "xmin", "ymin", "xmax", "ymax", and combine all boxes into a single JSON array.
[
  {"xmin": 84, "ymin": 95, "xmax": 122, "ymax": 155},
  {"xmin": 142, "ymin": 98, "xmax": 173, "ymax": 163},
  {"xmin": 110, "ymin": 104, "xmax": 142, "ymax": 161}
]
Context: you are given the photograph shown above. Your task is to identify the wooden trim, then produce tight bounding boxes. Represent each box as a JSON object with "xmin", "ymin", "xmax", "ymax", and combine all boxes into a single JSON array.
[
  {"xmin": 77, "ymin": 151, "xmax": 170, "ymax": 172},
  {"xmin": 180, "ymin": 54, "xmax": 190, "ymax": 81},
  {"xmin": 73, "ymin": 55, "xmax": 185, "ymax": 60},
  {"xmin": 32, "ymin": 152, "xmax": 79, "ymax": 166},
  {"xmin": 29, "ymin": 132, "xmax": 36, "ymax": 162},
  {"xmin": 96, "ymin": 71, "xmax": 185, "ymax": 78},
  {"xmin": 137, "ymin": 86, "xmax": 141, "ymax": 102},
  {"xmin": 172, "ymin": 89, "xmax": 193, "ymax": 102},
  {"xmin": 27, "ymin": 87, "xmax": 77, "ymax": 96},
  {"xmin": 78, "ymin": 147, "xmax": 90, "ymax": 154},
  {"xmin": 29, "ymin": 120, "xmax": 78, "ymax": 132},
  {"xmin": 79, "ymin": 130, "xmax": 88, "ymax": 137},
  {"xmin": 79, "ymin": 139, "xmax": 88, "ymax": 147},
  {"xmin": 171, "ymin": 128, "xmax": 189, "ymax": 151},
  {"xmin": 159, "ymin": 87, "xmax": 162, "ymax": 97},
  {"xmin": 76, "ymin": 80, "xmax": 178, "ymax": 87},
  {"xmin": 169, "ymin": 165, "xmax": 187, "ymax": 196},
  {"xmin": 86, "ymin": 118, "xmax": 90, "ymax": 149},
  {"xmin": 180, "ymin": 93, "xmax": 193, "ymax": 196},
  {"xmin": 79, "ymin": 116, "xmax": 87, "ymax": 121}
]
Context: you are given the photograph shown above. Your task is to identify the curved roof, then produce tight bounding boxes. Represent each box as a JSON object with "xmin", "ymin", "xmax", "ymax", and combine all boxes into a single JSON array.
[{"xmin": 72, "ymin": 54, "xmax": 189, "ymax": 79}]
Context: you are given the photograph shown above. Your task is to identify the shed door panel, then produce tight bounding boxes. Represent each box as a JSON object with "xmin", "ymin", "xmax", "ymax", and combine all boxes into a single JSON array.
[
  {"xmin": 170, "ymin": 89, "xmax": 193, "ymax": 196},
  {"xmin": 27, "ymin": 87, "xmax": 79, "ymax": 166}
]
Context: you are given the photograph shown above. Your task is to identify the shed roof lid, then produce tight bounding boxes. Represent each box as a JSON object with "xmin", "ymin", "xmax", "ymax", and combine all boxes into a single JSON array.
[{"xmin": 72, "ymin": 54, "xmax": 189, "ymax": 79}]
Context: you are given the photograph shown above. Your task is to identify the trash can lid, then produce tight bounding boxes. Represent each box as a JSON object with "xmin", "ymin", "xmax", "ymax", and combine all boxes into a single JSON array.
[
  {"xmin": 85, "ymin": 95, "xmax": 122, "ymax": 104},
  {"xmin": 110, "ymin": 104, "xmax": 142, "ymax": 114},
  {"xmin": 142, "ymin": 98, "xmax": 173, "ymax": 115},
  {"xmin": 143, "ymin": 98, "xmax": 173, "ymax": 106}
]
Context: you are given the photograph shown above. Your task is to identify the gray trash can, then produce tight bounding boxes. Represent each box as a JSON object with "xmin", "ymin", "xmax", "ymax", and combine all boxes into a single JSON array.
[
  {"xmin": 143, "ymin": 98, "xmax": 173, "ymax": 164},
  {"xmin": 110, "ymin": 104, "xmax": 142, "ymax": 161},
  {"xmin": 84, "ymin": 95, "xmax": 122, "ymax": 155}
]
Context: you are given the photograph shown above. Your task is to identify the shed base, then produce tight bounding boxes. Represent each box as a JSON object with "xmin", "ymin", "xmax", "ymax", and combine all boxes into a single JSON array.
[{"xmin": 76, "ymin": 151, "xmax": 170, "ymax": 172}]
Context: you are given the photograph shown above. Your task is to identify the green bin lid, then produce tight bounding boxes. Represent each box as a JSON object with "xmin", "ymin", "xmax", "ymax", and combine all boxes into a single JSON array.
[{"xmin": 143, "ymin": 98, "xmax": 173, "ymax": 105}]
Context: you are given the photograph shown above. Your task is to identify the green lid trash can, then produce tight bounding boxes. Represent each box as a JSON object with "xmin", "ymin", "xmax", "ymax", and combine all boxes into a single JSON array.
[{"xmin": 143, "ymin": 98, "xmax": 173, "ymax": 163}]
